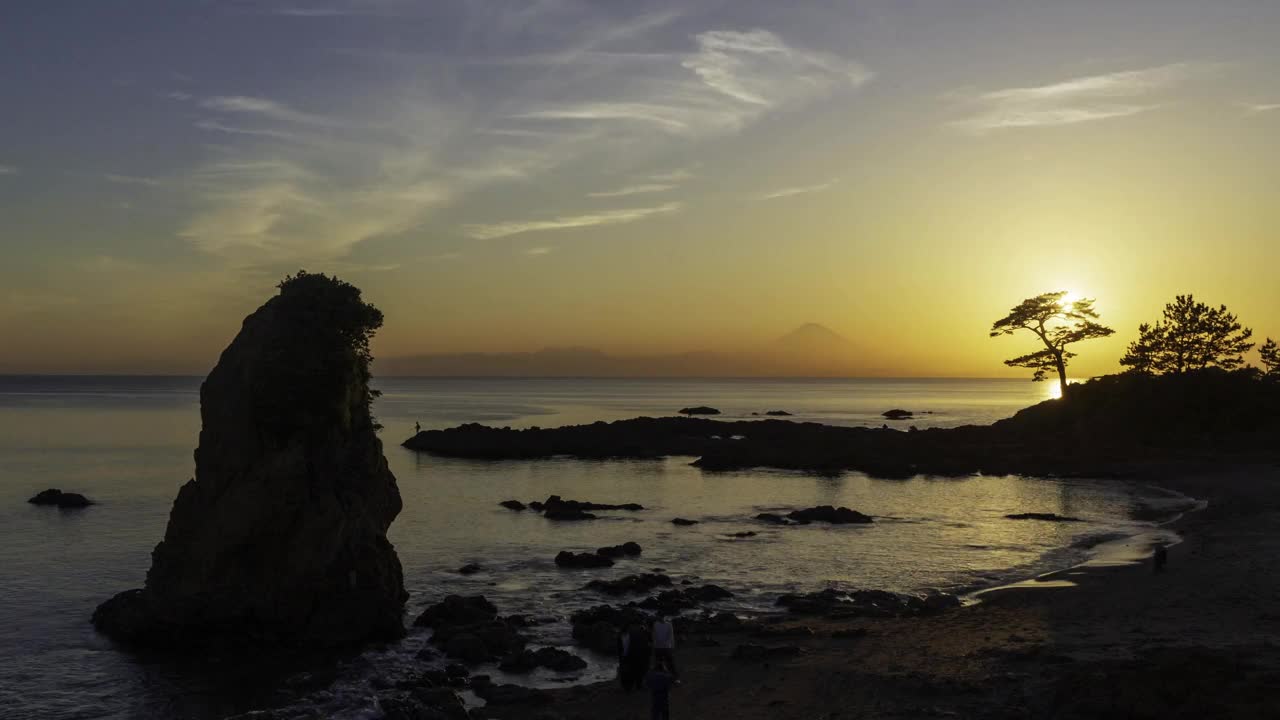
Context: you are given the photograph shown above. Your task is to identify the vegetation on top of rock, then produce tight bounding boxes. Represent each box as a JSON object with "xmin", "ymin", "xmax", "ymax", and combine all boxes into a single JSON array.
[{"xmin": 1121, "ymin": 295, "xmax": 1255, "ymax": 376}]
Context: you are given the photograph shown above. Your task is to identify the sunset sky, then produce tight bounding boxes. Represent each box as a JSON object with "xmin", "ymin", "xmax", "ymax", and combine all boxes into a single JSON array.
[{"xmin": 2, "ymin": 0, "xmax": 1278, "ymax": 376}]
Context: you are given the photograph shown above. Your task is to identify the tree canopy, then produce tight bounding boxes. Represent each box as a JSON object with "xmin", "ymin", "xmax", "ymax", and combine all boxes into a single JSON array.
[
  {"xmin": 1119, "ymin": 295, "xmax": 1254, "ymax": 375},
  {"xmin": 990, "ymin": 291, "xmax": 1115, "ymax": 397},
  {"xmin": 1261, "ymin": 338, "xmax": 1279, "ymax": 379}
]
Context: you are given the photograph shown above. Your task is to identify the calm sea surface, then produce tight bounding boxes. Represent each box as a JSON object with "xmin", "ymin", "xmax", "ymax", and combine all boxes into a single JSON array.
[{"xmin": 0, "ymin": 377, "xmax": 1184, "ymax": 719}]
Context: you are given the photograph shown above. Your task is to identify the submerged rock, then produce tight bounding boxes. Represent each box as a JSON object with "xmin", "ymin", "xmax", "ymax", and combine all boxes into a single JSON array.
[
  {"xmin": 457, "ymin": 563, "xmax": 482, "ymax": 575},
  {"xmin": 764, "ymin": 410, "xmax": 793, "ymax": 416},
  {"xmin": 671, "ymin": 517, "xmax": 699, "ymax": 526},
  {"xmin": 499, "ymin": 500, "xmax": 527, "ymax": 511},
  {"xmin": 787, "ymin": 505, "xmax": 874, "ymax": 524},
  {"xmin": 499, "ymin": 646, "xmax": 587, "ymax": 674},
  {"xmin": 91, "ymin": 272, "xmax": 406, "ymax": 649},
  {"xmin": 584, "ymin": 573, "xmax": 672, "ymax": 596},
  {"xmin": 882, "ymin": 409, "xmax": 914, "ymax": 420},
  {"xmin": 28, "ymin": 488, "xmax": 93, "ymax": 508},
  {"xmin": 555, "ymin": 551, "xmax": 614, "ymax": 569},
  {"xmin": 678, "ymin": 406, "xmax": 721, "ymax": 416},
  {"xmin": 414, "ymin": 595, "xmax": 497, "ymax": 628},
  {"xmin": 1005, "ymin": 512, "xmax": 1085, "ymax": 522}
]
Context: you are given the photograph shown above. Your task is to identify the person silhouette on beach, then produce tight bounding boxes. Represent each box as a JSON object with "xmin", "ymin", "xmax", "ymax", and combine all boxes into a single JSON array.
[
  {"xmin": 414, "ymin": 421, "xmax": 421, "ymax": 434},
  {"xmin": 618, "ymin": 622, "xmax": 651, "ymax": 691},
  {"xmin": 646, "ymin": 657, "xmax": 675, "ymax": 720},
  {"xmin": 652, "ymin": 615, "xmax": 677, "ymax": 677}
]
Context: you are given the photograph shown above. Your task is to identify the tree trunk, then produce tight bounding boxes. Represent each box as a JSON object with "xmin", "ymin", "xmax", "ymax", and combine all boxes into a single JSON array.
[{"xmin": 1055, "ymin": 356, "xmax": 1069, "ymax": 399}]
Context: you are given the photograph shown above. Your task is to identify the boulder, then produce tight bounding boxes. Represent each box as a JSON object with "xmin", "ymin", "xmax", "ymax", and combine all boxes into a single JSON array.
[
  {"xmin": 595, "ymin": 542, "xmax": 642, "ymax": 559},
  {"xmin": 543, "ymin": 508, "xmax": 597, "ymax": 521},
  {"xmin": 671, "ymin": 518, "xmax": 699, "ymax": 526},
  {"xmin": 729, "ymin": 531, "xmax": 757, "ymax": 538},
  {"xmin": 764, "ymin": 410, "xmax": 793, "ymax": 417},
  {"xmin": 456, "ymin": 564, "xmax": 482, "ymax": 575},
  {"xmin": 882, "ymin": 409, "xmax": 913, "ymax": 420},
  {"xmin": 91, "ymin": 272, "xmax": 406, "ymax": 649},
  {"xmin": 678, "ymin": 406, "xmax": 720, "ymax": 416},
  {"xmin": 554, "ymin": 551, "xmax": 613, "ymax": 569},
  {"xmin": 786, "ymin": 505, "xmax": 873, "ymax": 524},
  {"xmin": 28, "ymin": 489, "xmax": 94, "ymax": 508},
  {"xmin": 1005, "ymin": 512, "xmax": 1084, "ymax": 522},
  {"xmin": 499, "ymin": 500, "xmax": 526, "ymax": 511},
  {"xmin": 755, "ymin": 513, "xmax": 790, "ymax": 525},
  {"xmin": 414, "ymin": 595, "xmax": 497, "ymax": 628}
]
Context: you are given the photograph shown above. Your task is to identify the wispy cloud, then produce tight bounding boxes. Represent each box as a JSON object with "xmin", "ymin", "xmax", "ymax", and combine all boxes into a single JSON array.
[
  {"xmin": 760, "ymin": 179, "xmax": 838, "ymax": 200},
  {"xmin": 0, "ymin": 165, "xmax": 18, "ymax": 176},
  {"xmin": 104, "ymin": 173, "xmax": 161, "ymax": 187},
  {"xmin": 951, "ymin": 63, "xmax": 1207, "ymax": 133},
  {"xmin": 510, "ymin": 29, "xmax": 870, "ymax": 138},
  {"xmin": 465, "ymin": 202, "xmax": 682, "ymax": 240},
  {"xmin": 1245, "ymin": 102, "xmax": 1280, "ymax": 113},
  {"xmin": 524, "ymin": 246, "xmax": 554, "ymax": 256},
  {"xmin": 588, "ymin": 183, "xmax": 676, "ymax": 198},
  {"xmin": 174, "ymin": 13, "xmax": 868, "ymax": 267},
  {"xmin": 201, "ymin": 96, "xmax": 339, "ymax": 127}
]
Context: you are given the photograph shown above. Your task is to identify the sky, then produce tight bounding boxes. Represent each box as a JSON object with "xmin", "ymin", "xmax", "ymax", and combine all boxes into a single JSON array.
[{"xmin": 1, "ymin": 0, "xmax": 1278, "ymax": 376}]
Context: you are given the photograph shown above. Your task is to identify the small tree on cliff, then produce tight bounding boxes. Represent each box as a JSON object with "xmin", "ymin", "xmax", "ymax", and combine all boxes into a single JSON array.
[
  {"xmin": 1260, "ymin": 338, "xmax": 1280, "ymax": 379},
  {"xmin": 990, "ymin": 291, "xmax": 1115, "ymax": 398},
  {"xmin": 1119, "ymin": 295, "xmax": 1253, "ymax": 375}
]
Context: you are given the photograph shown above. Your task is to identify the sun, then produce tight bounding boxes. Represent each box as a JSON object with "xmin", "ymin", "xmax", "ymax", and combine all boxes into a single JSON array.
[{"xmin": 1059, "ymin": 290, "xmax": 1081, "ymax": 311}]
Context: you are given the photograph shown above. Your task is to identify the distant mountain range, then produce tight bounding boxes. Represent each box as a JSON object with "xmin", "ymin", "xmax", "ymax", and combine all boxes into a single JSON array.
[{"xmin": 380, "ymin": 324, "xmax": 880, "ymax": 377}]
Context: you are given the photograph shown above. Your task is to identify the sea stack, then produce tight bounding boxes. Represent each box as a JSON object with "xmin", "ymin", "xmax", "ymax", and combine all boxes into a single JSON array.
[{"xmin": 92, "ymin": 272, "xmax": 407, "ymax": 649}]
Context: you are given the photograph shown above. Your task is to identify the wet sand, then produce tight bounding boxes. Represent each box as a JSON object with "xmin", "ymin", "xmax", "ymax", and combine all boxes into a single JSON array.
[{"xmin": 483, "ymin": 464, "xmax": 1280, "ymax": 719}]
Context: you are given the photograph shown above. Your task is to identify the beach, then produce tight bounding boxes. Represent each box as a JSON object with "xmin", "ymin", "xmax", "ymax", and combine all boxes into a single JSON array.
[{"xmin": 490, "ymin": 464, "xmax": 1280, "ymax": 719}]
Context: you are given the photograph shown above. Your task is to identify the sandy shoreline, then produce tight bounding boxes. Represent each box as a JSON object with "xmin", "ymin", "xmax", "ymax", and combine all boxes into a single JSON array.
[{"xmin": 477, "ymin": 464, "xmax": 1280, "ymax": 719}]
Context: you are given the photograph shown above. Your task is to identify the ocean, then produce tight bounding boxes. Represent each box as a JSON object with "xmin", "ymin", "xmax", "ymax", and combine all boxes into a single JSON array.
[{"xmin": 0, "ymin": 376, "xmax": 1183, "ymax": 719}]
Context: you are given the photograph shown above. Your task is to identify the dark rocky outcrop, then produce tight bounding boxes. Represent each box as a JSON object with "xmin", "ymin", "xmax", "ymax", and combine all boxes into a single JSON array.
[
  {"xmin": 28, "ymin": 488, "xmax": 93, "ymax": 508},
  {"xmin": 584, "ymin": 573, "xmax": 672, "ymax": 596},
  {"xmin": 756, "ymin": 513, "xmax": 790, "ymax": 524},
  {"xmin": 679, "ymin": 406, "xmax": 721, "ymax": 416},
  {"xmin": 499, "ymin": 500, "xmax": 526, "ymax": 511},
  {"xmin": 1005, "ymin": 512, "xmax": 1085, "ymax": 522},
  {"xmin": 787, "ymin": 505, "xmax": 874, "ymax": 524},
  {"xmin": 404, "ymin": 372, "xmax": 1280, "ymax": 479},
  {"xmin": 729, "ymin": 531, "xmax": 757, "ymax": 538},
  {"xmin": 415, "ymin": 596, "xmax": 528, "ymax": 664},
  {"xmin": 671, "ymin": 517, "xmax": 699, "ymax": 526},
  {"xmin": 414, "ymin": 595, "xmax": 497, "ymax": 628},
  {"xmin": 595, "ymin": 542, "xmax": 642, "ymax": 559},
  {"xmin": 554, "ymin": 551, "xmax": 614, "ymax": 569},
  {"xmin": 92, "ymin": 272, "xmax": 406, "ymax": 649},
  {"xmin": 570, "ymin": 605, "xmax": 652, "ymax": 653},
  {"xmin": 882, "ymin": 409, "xmax": 914, "ymax": 420},
  {"xmin": 765, "ymin": 410, "xmax": 793, "ymax": 416},
  {"xmin": 456, "ymin": 563, "xmax": 482, "ymax": 575},
  {"xmin": 498, "ymin": 646, "xmax": 588, "ymax": 673},
  {"xmin": 638, "ymin": 584, "xmax": 733, "ymax": 615}
]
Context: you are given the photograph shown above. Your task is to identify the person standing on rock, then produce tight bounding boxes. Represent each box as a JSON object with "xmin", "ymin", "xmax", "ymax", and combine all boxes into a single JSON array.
[
  {"xmin": 646, "ymin": 657, "xmax": 675, "ymax": 720},
  {"xmin": 652, "ymin": 615, "xmax": 677, "ymax": 678}
]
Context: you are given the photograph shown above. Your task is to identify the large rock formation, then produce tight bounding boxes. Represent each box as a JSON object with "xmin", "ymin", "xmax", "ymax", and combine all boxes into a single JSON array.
[{"xmin": 92, "ymin": 271, "xmax": 407, "ymax": 649}]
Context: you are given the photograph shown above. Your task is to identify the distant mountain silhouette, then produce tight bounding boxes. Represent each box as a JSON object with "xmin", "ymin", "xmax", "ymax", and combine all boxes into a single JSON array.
[{"xmin": 381, "ymin": 324, "xmax": 877, "ymax": 377}]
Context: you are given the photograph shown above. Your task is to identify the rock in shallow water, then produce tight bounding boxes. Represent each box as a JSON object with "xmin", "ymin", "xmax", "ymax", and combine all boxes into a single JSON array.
[
  {"xmin": 28, "ymin": 488, "xmax": 93, "ymax": 508},
  {"xmin": 91, "ymin": 272, "xmax": 407, "ymax": 650}
]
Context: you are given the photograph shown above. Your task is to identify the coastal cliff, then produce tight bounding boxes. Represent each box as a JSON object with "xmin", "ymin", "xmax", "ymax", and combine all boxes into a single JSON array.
[{"xmin": 93, "ymin": 272, "xmax": 407, "ymax": 649}]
